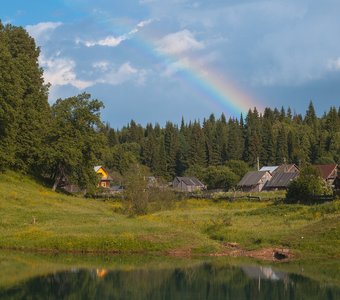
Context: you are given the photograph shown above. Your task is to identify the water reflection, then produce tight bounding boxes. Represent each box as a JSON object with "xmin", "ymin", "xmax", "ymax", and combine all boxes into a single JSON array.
[{"xmin": 1, "ymin": 261, "xmax": 339, "ymax": 300}]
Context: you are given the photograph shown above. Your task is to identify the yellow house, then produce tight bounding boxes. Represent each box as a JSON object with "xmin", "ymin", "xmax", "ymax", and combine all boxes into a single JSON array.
[{"xmin": 94, "ymin": 166, "xmax": 113, "ymax": 188}]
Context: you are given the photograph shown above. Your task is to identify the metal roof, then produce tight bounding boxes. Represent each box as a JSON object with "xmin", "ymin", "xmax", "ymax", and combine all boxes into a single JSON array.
[
  {"xmin": 260, "ymin": 166, "xmax": 279, "ymax": 173},
  {"xmin": 94, "ymin": 165, "xmax": 102, "ymax": 172},
  {"xmin": 265, "ymin": 172, "xmax": 299, "ymax": 188},
  {"xmin": 237, "ymin": 171, "xmax": 270, "ymax": 187}
]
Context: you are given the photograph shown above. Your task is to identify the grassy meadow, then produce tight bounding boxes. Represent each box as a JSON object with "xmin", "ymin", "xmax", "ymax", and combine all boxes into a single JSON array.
[{"xmin": 0, "ymin": 171, "xmax": 339, "ymax": 259}]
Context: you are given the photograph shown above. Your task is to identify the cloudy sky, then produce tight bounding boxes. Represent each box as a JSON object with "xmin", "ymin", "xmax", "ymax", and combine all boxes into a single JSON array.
[{"xmin": 2, "ymin": 0, "xmax": 340, "ymax": 127}]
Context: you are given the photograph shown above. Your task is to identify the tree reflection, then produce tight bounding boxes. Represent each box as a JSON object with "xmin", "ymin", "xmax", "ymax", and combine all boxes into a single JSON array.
[{"xmin": 0, "ymin": 263, "xmax": 339, "ymax": 300}]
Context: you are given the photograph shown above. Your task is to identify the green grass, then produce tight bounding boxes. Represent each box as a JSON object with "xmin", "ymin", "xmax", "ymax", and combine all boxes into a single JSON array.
[{"xmin": 0, "ymin": 171, "xmax": 339, "ymax": 260}]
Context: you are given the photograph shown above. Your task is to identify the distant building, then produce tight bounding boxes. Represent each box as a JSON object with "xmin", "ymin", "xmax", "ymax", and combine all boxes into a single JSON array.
[
  {"xmin": 259, "ymin": 166, "xmax": 279, "ymax": 174},
  {"xmin": 260, "ymin": 164, "xmax": 300, "ymax": 174},
  {"xmin": 237, "ymin": 171, "xmax": 272, "ymax": 192},
  {"xmin": 94, "ymin": 166, "xmax": 113, "ymax": 188},
  {"xmin": 314, "ymin": 164, "xmax": 338, "ymax": 188},
  {"xmin": 264, "ymin": 172, "xmax": 299, "ymax": 191},
  {"xmin": 274, "ymin": 164, "xmax": 300, "ymax": 174},
  {"xmin": 173, "ymin": 177, "xmax": 206, "ymax": 192}
]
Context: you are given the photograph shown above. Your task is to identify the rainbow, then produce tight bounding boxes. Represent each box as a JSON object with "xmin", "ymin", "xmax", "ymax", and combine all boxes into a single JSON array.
[
  {"xmin": 132, "ymin": 28, "xmax": 264, "ymax": 117},
  {"xmin": 168, "ymin": 56, "xmax": 262, "ymax": 115},
  {"xmin": 90, "ymin": 15, "xmax": 263, "ymax": 116}
]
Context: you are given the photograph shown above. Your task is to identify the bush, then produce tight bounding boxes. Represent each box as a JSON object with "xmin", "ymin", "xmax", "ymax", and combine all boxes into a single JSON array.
[
  {"xmin": 202, "ymin": 166, "xmax": 239, "ymax": 190},
  {"xmin": 286, "ymin": 166, "xmax": 333, "ymax": 203}
]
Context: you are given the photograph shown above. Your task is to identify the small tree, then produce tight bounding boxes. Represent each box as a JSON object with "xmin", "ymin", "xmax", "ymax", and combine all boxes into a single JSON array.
[
  {"xmin": 123, "ymin": 164, "xmax": 150, "ymax": 215},
  {"xmin": 286, "ymin": 166, "xmax": 333, "ymax": 203},
  {"xmin": 203, "ymin": 166, "xmax": 239, "ymax": 190}
]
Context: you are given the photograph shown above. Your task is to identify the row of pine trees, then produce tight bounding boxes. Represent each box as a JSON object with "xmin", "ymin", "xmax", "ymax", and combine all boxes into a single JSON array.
[
  {"xmin": 1, "ymin": 22, "xmax": 340, "ymax": 189},
  {"xmin": 103, "ymin": 104, "xmax": 340, "ymax": 180}
]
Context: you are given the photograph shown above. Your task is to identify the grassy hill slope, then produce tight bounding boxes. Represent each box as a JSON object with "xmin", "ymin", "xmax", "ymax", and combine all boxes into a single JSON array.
[{"xmin": 0, "ymin": 171, "xmax": 339, "ymax": 259}]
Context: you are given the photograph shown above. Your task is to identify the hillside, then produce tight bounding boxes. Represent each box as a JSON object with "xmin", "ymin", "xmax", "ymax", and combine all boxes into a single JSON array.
[{"xmin": 0, "ymin": 171, "xmax": 339, "ymax": 260}]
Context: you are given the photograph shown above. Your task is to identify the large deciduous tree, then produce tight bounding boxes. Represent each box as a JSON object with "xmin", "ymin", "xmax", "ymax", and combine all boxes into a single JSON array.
[{"xmin": 48, "ymin": 93, "xmax": 105, "ymax": 191}]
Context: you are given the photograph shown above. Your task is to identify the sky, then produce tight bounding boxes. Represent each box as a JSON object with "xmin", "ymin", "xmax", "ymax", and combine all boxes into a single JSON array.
[{"xmin": 2, "ymin": 0, "xmax": 340, "ymax": 127}]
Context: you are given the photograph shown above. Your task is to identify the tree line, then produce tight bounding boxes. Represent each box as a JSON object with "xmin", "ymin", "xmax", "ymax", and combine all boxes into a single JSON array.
[
  {"xmin": 1, "ymin": 22, "xmax": 339, "ymax": 190},
  {"xmin": 103, "ymin": 103, "xmax": 340, "ymax": 182}
]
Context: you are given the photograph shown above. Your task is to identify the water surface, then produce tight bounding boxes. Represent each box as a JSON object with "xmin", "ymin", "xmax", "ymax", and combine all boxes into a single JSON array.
[{"xmin": 0, "ymin": 252, "xmax": 339, "ymax": 299}]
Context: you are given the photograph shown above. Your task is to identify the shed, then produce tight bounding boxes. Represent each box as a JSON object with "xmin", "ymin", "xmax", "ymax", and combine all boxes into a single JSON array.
[
  {"xmin": 237, "ymin": 171, "xmax": 272, "ymax": 192},
  {"xmin": 173, "ymin": 177, "xmax": 206, "ymax": 192}
]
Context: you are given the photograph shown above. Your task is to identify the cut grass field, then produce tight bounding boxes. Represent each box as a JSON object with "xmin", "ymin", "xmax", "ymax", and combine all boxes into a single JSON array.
[{"xmin": 0, "ymin": 171, "xmax": 339, "ymax": 260}]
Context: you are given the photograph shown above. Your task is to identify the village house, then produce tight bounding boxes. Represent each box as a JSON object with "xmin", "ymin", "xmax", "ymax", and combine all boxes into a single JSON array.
[
  {"xmin": 172, "ymin": 177, "xmax": 206, "ymax": 192},
  {"xmin": 314, "ymin": 164, "xmax": 338, "ymax": 188},
  {"xmin": 274, "ymin": 164, "xmax": 300, "ymax": 174},
  {"xmin": 260, "ymin": 164, "xmax": 299, "ymax": 174},
  {"xmin": 264, "ymin": 172, "xmax": 299, "ymax": 191},
  {"xmin": 94, "ymin": 166, "xmax": 113, "ymax": 188},
  {"xmin": 261, "ymin": 164, "xmax": 300, "ymax": 191},
  {"xmin": 237, "ymin": 171, "xmax": 272, "ymax": 192}
]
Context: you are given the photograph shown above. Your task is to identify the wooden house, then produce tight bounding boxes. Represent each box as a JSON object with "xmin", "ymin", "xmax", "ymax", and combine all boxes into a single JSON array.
[
  {"xmin": 260, "ymin": 164, "xmax": 299, "ymax": 174},
  {"xmin": 274, "ymin": 164, "xmax": 300, "ymax": 174},
  {"xmin": 94, "ymin": 166, "xmax": 113, "ymax": 188},
  {"xmin": 173, "ymin": 177, "xmax": 206, "ymax": 192},
  {"xmin": 314, "ymin": 164, "xmax": 338, "ymax": 188},
  {"xmin": 237, "ymin": 171, "xmax": 272, "ymax": 192},
  {"xmin": 264, "ymin": 172, "xmax": 299, "ymax": 191}
]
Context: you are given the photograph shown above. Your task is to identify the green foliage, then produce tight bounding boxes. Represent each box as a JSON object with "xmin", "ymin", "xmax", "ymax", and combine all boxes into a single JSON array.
[
  {"xmin": 122, "ymin": 165, "xmax": 176, "ymax": 215},
  {"xmin": 286, "ymin": 166, "xmax": 333, "ymax": 203},
  {"xmin": 0, "ymin": 22, "xmax": 50, "ymax": 172},
  {"xmin": 225, "ymin": 160, "xmax": 250, "ymax": 178},
  {"xmin": 122, "ymin": 164, "xmax": 151, "ymax": 215},
  {"xmin": 48, "ymin": 93, "xmax": 105, "ymax": 190},
  {"xmin": 1, "ymin": 20, "xmax": 340, "ymax": 192},
  {"xmin": 202, "ymin": 166, "xmax": 239, "ymax": 190}
]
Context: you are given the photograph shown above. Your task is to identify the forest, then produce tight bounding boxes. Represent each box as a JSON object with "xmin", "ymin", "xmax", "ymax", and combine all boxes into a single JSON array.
[{"xmin": 1, "ymin": 21, "xmax": 340, "ymax": 190}]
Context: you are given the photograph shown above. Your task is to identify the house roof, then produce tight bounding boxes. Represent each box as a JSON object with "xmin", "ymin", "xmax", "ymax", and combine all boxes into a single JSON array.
[
  {"xmin": 94, "ymin": 166, "xmax": 102, "ymax": 172},
  {"xmin": 94, "ymin": 165, "xmax": 113, "ymax": 181},
  {"xmin": 265, "ymin": 172, "xmax": 299, "ymax": 188},
  {"xmin": 259, "ymin": 166, "xmax": 279, "ymax": 173},
  {"xmin": 314, "ymin": 164, "xmax": 338, "ymax": 180},
  {"xmin": 175, "ymin": 177, "xmax": 205, "ymax": 187},
  {"xmin": 238, "ymin": 171, "xmax": 271, "ymax": 187},
  {"xmin": 274, "ymin": 164, "xmax": 300, "ymax": 173}
]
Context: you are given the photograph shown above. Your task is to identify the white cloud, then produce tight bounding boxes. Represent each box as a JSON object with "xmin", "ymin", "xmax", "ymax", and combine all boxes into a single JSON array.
[
  {"xmin": 328, "ymin": 57, "xmax": 340, "ymax": 71},
  {"xmin": 157, "ymin": 30, "xmax": 204, "ymax": 55},
  {"xmin": 26, "ymin": 22, "xmax": 62, "ymax": 41},
  {"xmin": 40, "ymin": 54, "xmax": 94, "ymax": 89},
  {"xmin": 80, "ymin": 19, "xmax": 153, "ymax": 48},
  {"xmin": 92, "ymin": 61, "xmax": 110, "ymax": 71},
  {"xmin": 98, "ymin": 62, "xmax": 147, "ymax": 86}
]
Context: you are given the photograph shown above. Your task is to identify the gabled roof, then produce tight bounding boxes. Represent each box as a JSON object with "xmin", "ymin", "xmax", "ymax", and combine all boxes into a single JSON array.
[
  {"xmin": 274, "ymin": 164, "xmax": 300, "ymax": 173},
  {"xmin": 265, "ymin": 172, "xmax": 299, "ymax": 188},
  {"xmin": 174, "ymin": 177, "xmax": 205, "ymax": 187},
  {"xmin": 94, "ymin": 165, "xmax": 102, "ymax": 172},
  {"xmin": 314, "ymin": 164, "xmax": 338, "ymax": 180},
  {"xmin": 238, "ymin": 171, "xmax": 271, "ymax": 187},
  {"xmin": 94, "ymin": 165, "xmax": 113, "ymax": 181},
  {"xmin": 260, "ymin": 166, "xmax": 279, "ymax": 173}
]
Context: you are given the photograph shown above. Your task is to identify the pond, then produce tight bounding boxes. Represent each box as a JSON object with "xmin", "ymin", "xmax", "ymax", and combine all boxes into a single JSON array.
[{"xmin": 0, "ymin": 251, "xmax": 339, "ymax": 300}]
